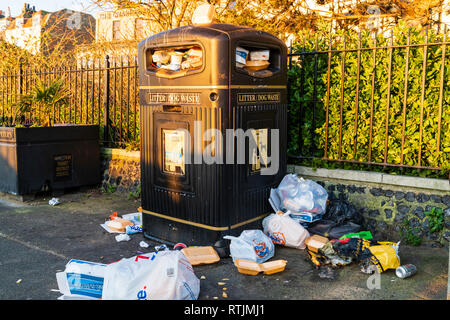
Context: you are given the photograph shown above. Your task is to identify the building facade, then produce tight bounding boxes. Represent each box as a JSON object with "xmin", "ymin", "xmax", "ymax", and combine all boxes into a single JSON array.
[{"xmin": 0, "ymin": 3, "xmax": 95, "ymax": 55}]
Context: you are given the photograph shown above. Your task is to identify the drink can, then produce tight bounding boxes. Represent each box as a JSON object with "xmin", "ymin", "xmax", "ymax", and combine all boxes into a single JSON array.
[{"xmin": 395, "ymin": 264, "xmax": 417, "ymax": 278}]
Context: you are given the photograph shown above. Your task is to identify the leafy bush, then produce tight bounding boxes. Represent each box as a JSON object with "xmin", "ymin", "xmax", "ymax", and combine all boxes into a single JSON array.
[{"xmin": 288, "ymin": 22, "xmax": 450, "ymax": 177}]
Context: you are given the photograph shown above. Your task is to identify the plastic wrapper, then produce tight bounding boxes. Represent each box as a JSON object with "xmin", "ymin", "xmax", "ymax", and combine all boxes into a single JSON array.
[
  {"xmin": 236, "ymin": 46, "xmax": 249, "ymax": 65},
  {"xmin": 152, "ymin": 50, "xmax": 170, "ymax": 64},
  {"xmin": 249, "ymin": 50, "xmax": 270, "ymax": 61},
  {"xmin": 223, "ymin": 230, "xmax": 274, "ymax": 264}
]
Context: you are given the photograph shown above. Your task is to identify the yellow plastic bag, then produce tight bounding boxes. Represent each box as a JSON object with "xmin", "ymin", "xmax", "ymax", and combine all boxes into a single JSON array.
[{"xmin": 368, "ymin": 242, "xmax": 400, "ymax": 273}]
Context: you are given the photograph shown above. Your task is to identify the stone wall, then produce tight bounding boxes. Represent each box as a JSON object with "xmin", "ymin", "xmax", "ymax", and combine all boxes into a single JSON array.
[
  {"xmin": 101, "ymin": 148, "xmax": 141, "ymax": 194},
  {"xmin": 288, "ymin": 165, "xmax": 450, "ymax": 247}
]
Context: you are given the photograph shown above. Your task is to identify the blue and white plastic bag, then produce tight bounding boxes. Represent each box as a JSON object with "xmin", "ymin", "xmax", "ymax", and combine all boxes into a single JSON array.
[
  {"xmin": 56, "ymin": 259, "xmax": 107, "ymax": 299},
  {"xmin": 224, "ymin": 230, "xmax": 275, "ymax": 264}
]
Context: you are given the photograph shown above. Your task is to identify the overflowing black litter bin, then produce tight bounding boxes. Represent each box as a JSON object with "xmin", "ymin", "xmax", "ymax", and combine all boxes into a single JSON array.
[{"xmin": 138, "ymin": 23, "xmax": 287, "ymax": 249}]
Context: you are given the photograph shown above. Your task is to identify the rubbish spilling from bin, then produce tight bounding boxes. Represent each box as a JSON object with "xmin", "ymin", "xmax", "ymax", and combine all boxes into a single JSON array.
[
  {"xmin": 56, "ymin": 250, "xmax": 200, "ymax": 300},
  {"xmin": 236, "ymin": 46, "xmax": 271, "ymax": 71},
  {"xmin": 150, "ymin": 46, "xmax": 203, "ymax": 72}
]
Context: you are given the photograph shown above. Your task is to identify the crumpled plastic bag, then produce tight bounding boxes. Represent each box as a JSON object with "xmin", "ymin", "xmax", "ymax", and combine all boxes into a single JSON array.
[
  {"xmin": 275, "ymin": 174, "xmax": 328, "ymax": 215},
  {"xmin": 224, "ymin": 230, "xmax": 275, "ymax": 264},
  {"xmin": 322, "ymin": 199, "xmax": 364, "ymax": 226},
  {"xmin": 307, "ymin": 219, "xmax": 361, "ymax": 240},
  {"xmin": 262, "ymin": 211, "xmax": 310, "ymax": 249},
  {"xmin": 102, "ymin": 250, "xmax": 200, "ymax": 300}
]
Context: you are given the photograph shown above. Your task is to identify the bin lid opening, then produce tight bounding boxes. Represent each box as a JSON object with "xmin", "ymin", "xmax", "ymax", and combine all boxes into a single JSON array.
[
  {"xmin": 235, "ymin": 44, "xmax": 282, "ymax": 78},
  {"xmin": 147, "ymin": 45, "xmax": 203, "ymax": 78}
]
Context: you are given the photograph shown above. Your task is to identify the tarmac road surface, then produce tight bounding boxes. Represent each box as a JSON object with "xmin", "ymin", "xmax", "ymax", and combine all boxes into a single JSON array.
[{"xmin": 0, "ymin": 192, "xmax": 448, "ymax": 301}]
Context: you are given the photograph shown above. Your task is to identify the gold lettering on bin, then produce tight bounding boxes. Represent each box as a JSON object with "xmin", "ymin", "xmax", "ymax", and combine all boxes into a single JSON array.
[
  {"xmin": 0, "ymin": 130, "xmax": 15, "ymax": 141},
  {"xmin": 146, "ymin": 92, "xmax": 201, "ymax": 105},
  {"xmin": 237, "ymin": 92, "xmax": 280, "ymax": 104}
]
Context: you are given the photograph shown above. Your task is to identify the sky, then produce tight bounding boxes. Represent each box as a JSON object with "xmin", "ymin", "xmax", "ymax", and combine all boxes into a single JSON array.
[{"xmin": 0, "ymin": 0, "xmax": 102, "ymax": 17}]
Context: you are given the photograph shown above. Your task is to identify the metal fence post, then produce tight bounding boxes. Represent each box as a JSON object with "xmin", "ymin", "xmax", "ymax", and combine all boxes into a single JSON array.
[
  {"xmin": 104, "ymin": 55, "xmax": 110, "ymax": 147},
  {"xmin": 18, "ymin": 63, "xmax": 23, "ymax": 96}
]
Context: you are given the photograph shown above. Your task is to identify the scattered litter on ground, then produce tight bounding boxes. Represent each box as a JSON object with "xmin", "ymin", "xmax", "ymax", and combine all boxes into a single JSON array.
[
  {"xmin": 139, "ymin": 241, "xmax": 149, "ymax": 248},
  {"xmin": 154, "ymin": 244, "xmax": 169, "ymax": 251},
  {"xmin": 181, "ymin": 246, "xmax": 220, "ymax": 266},
  {"xmin": 56, "ymin": 251, "xmax": 199, "ymax": 300},
  {"xmin": 16, "ymin": 279, "xmax": 22, "ymax": 284},
  {"xmin": 233, "ymin": 259, "xmax": 287, "ymax": 276},
  {"xmin": 395, "ymin": 264, "xmax": 417, "ymax": 279},
  {"xmin": 173, "ymin": 243, "xmax": 188, "ymax": 250},
  {"xmin": 101, "ymin": 211, "xmax": 142, "ymax": 235},
  {"xmin": 224, "ymin": 230, "xmax": 274, "ymax": 264},
  {"xmin": 48, "ymin": 198, "xmax": 60, "ymax": 206},
  {"xmin": 269, "ymin": 174, "xmax": 328, "ymax": 228},
  {"xmin": 115, "ymin": 234, "xmax": 131, "ymax": 242},
  {"xmin": 318, "ymin": 266, "xmax": 336, "ymax": 280},
  {"xmin": 339, "ymin": 231, "xmax": 373, "ymax": 240},
  {"xmin": 263, "ymin": 211, "xmax": 310, "ymax": 249},
  {"xmin": 56, "ymin": 259, "xmax": 106, "ymax": 299}
]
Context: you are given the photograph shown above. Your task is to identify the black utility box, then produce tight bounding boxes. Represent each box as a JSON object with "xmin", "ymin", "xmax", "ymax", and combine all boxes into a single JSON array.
[
  {"xmin": 0, "ymin": 125, "xmax": 100, "ymax": 197},
  {"xmin": 138, "ymin": 23, "xmax": 287, "ymax": 248}
]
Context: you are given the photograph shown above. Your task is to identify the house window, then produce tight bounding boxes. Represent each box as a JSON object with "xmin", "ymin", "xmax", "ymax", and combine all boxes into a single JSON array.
[
  {"xmin": 135, "ymin": 18, "xmax": 144, "ymax": 39},
  {"xmin": 112, "ymin": 20, "xmax": 121, "ymax": 40}
]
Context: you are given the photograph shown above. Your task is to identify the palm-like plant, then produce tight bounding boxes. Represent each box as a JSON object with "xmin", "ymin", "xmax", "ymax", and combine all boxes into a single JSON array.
[
  {"xmin": 32, "ymin": 79, "xmax": 69, "ymax": 127},
  {"xmin": 5, "ymin": 94, "xmax": 33, "ymax": 126}
]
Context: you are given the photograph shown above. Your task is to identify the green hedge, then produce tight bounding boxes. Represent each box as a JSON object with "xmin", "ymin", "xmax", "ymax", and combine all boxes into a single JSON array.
[{"xmin": 287, "ymin": 22, "xmax": 450, "ymax": 177}]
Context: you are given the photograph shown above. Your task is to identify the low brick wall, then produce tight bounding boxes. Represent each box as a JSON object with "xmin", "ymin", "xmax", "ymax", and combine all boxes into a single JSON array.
[
  {"xmin": 101, "ymin": 148, "xmax": 141, "ymax": 194},
  {"xmin": 288, "ymin": 165, "xmax": 450, "ymax": 246}
]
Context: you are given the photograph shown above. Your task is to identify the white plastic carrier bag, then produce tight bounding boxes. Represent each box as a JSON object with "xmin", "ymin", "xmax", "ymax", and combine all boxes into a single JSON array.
[
  {"xmin": 223, "ymin": 230, "xmax": 275, "ymax": 264},
  {"xmin": 56, "ymin": 259, "xmax": 107, "ymax": 300},
  {"xmin": 101, "ymin": 250, "xmax": 200, "ymax": 300},
  {"xmin": 262, "ymin": 211, "xmax": 310, "ymax": 249}
]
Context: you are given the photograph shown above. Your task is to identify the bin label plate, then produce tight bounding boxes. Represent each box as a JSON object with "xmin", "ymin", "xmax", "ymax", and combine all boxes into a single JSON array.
[
  {"xmin": 54, "ymin": 154, "xmax": 72, "ymax": 181},
  {"xmin": 146, "ymin": 92, "xmax": 201, "ymax": 105},
  {"xmin": 237, "ymin": 92, "xmax": 280, "ymax": 104}
]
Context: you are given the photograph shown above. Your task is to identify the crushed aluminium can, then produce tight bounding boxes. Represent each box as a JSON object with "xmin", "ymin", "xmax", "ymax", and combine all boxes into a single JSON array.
[{"xmin": 395, "ymin": 264, "xmax": 417, "ymax": 279}]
